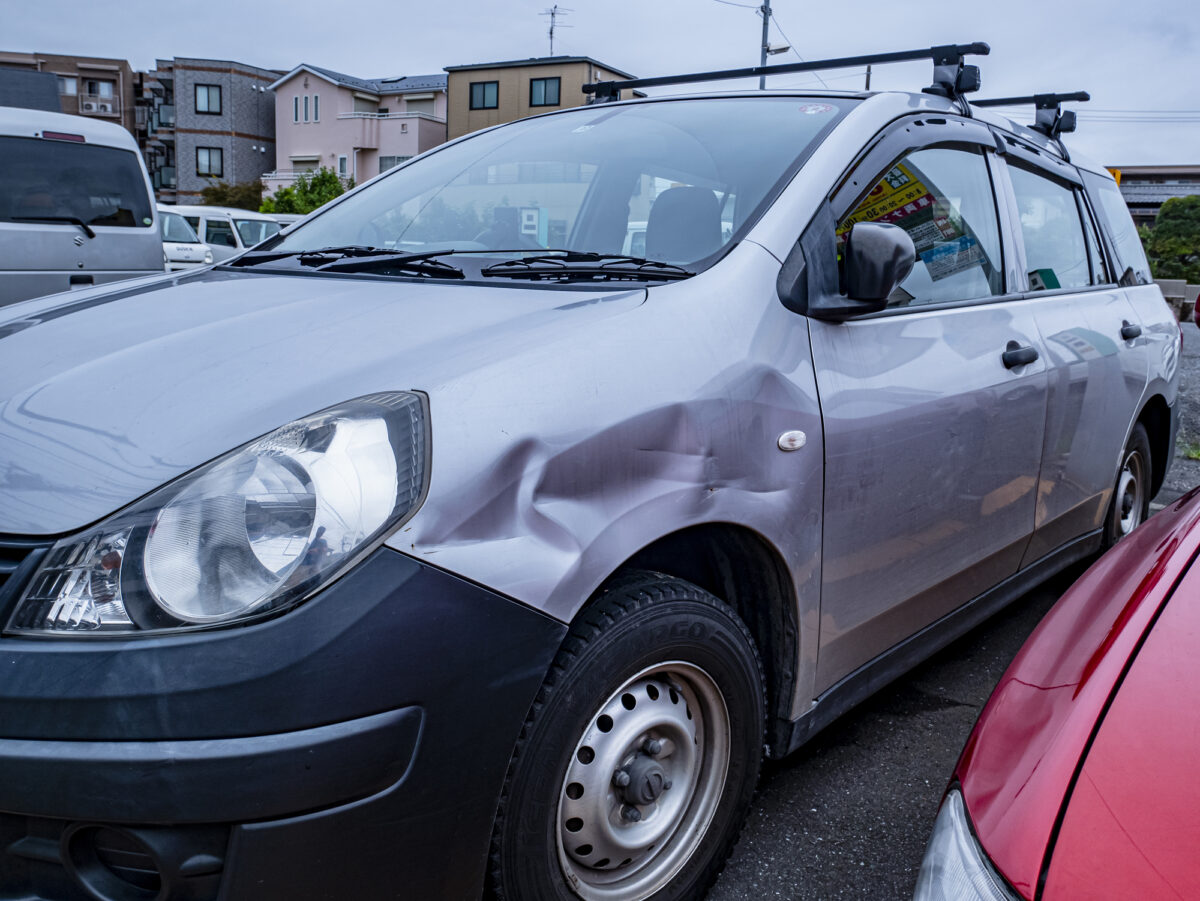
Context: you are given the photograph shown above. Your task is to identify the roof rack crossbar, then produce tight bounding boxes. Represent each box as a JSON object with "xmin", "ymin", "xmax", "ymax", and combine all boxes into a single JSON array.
[
  {"xmin": 583, "ymin": 41, "xmax": 990, "ymax": 103},
  {"xmin": 973, "ymin": 91, "xmax": 1090, "ymax": 138}
]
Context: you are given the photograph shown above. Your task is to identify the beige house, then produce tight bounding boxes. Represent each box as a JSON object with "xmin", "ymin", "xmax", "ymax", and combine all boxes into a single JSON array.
[
  {"xmin": 444, "ymin": 56, "xmax": 636, "ymax": 140},
  {"xmin": 0, "ymin": 50, "xmax": 136, "ymax": 135}
]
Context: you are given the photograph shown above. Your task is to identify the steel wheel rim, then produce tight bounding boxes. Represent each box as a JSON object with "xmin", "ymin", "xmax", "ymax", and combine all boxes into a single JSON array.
[
  {"xmin": 555, "ymin": 661, "xmax": 731, "ymax": 901},
  {"xmin": 1117, "ymin": 449, "xmax": 1146, "ymax": 538}
]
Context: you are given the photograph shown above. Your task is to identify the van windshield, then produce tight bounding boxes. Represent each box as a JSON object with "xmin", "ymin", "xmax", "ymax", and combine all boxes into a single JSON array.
[
  {"xmin": 0, "ymin": 136, "xmax": 152, "ymax": 229},
  {"xmin": 234, "ymin": 218, "xmax": 281, "ymax": 247},
  {"xmin": 269, "ymin": 97, "xmax": 852, "ymax": 269},
  {"xmin": 160, "ymin": 210, "xmax": 201, "ymax": 243}
]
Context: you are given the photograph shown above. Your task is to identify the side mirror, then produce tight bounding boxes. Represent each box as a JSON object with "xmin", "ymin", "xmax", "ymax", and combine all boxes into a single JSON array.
[{"xmin": 844, "ymin": 221, "xmax": 916, "ymax": 304}]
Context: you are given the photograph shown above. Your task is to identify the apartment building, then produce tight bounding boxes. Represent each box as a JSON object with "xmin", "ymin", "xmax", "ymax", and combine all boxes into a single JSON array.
[
  {"xmin": 264, "ymin": 65, "xmax": 447, "ymax": 195},
  {"xmin": 0, "ymin": 50, "xmax": 136, "ymax": 134},
  {"xmin": 141, "ymin": 57, "xmax": 280, "ymax": 203},
  {"xmin": 443, "ymin": 56, "xmax": 636, "ymax": 140}
]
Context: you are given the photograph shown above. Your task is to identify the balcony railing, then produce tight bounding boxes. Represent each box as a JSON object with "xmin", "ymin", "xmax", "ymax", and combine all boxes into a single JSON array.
[
  {"xmin": 335, "ymin": 111, "xmax": 445, "ymax": 122},
  {"xmin": 152, "ymin": 166, "xmax": 177, "ymax": 190},
  {"xmin": 155, "ymin": 104, "xmax": 175, "ymax": 128},
  {"xmin": 78, "ymin": 94, "xmax": 121, "ymax": 117}
]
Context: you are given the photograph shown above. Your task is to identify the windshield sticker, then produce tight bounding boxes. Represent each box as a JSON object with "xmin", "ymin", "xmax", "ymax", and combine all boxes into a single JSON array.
[{"xmin": 797, "ymin": 103, "xmax": 836, "ymax": 115}]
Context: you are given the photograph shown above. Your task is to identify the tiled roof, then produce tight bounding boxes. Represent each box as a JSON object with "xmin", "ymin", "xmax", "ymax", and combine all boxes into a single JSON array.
[{"xmin": 272, "ymin": 64, "xmax": 446, "ymax": 95}]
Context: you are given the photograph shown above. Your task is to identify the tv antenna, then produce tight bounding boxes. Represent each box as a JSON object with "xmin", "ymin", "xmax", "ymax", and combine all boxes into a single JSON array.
[{"xmin": 540, "ymin": 5, "xmax": 573, "ymax": 56}]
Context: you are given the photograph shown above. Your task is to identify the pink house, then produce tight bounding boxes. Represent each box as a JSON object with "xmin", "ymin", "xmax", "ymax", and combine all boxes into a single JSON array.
[{"xmin": 263, "ymin": 64, "xmax": 447, "ymax": 196}]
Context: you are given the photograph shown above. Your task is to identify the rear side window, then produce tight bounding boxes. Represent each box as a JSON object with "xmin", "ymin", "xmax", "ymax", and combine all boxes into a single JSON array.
[
  {"xmin": 1084, "ymin": 172, "xmax": 1152, "ymax": 286},
  {"xmin": 838, "ymin": 146, "xmax": 1004, "ymax": 308},
  {"xmin": 1008, "ymin": 165, "xmax": 1090, "ymax": 291},
  {"xmin": 0, "ymin": 135, "xmax": 152, "ymax": 229},
  {"xmin": 233, "ymin": 218, "xmax": 281, "ymax": 247}
]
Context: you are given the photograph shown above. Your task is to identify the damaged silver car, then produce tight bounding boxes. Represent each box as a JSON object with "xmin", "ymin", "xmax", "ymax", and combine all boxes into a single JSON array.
[{"xmin": 0, "ymin": 44, "xmax": 1178, "ymax": 901}]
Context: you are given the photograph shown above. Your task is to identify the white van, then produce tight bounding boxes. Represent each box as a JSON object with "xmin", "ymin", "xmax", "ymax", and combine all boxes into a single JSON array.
[
  {"xmin": 0, "ymin": 106, "xmax": 162, "ymax": 305},
  {"xmin": 170, "ymin": 205, "xmax": 281, "ymax": 262},
  {"xmin": 157, "ymin": 206, "xmax": 213, "ymax": 270}
]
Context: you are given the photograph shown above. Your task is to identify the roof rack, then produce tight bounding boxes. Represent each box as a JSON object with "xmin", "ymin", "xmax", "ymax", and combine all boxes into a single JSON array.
[
  {"xmin": 973, "ymin": 91, "xmax": 1090, "ymax": 138},
  {"xmin": 583, "ymin": 42, "xmax": 990, "ymax": 105}
]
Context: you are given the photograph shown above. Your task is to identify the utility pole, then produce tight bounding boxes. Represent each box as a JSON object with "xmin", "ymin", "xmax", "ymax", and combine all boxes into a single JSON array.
[
  {"xmin": 865, "ymin": 65, "xmax": 872, "ymax": 90},
  {"xmin": 758, "ymin": 0, "xmax": 772, "ymax": 89}
]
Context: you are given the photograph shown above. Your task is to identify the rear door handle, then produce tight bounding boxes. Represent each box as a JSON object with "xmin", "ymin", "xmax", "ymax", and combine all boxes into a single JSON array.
[
  {"xmin": 1002, "ymin": 341, "xmax": 1039, "ymax": 369},
  {"xmin": 1121, "ymin": 321, "xmax": 1142, "ymax": 340}
]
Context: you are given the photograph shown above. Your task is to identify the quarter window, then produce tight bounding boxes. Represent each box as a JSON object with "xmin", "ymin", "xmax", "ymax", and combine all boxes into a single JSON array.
[
  {"xmin": 1084, "ymin": 172, "xmax": 1152, "ymax": 286},
  {"xmin": 470, "ymin": 81, "xmax": 499, "ymax": 110},
  {"xmin": 195, "ymin": 84, "xmax": 221, "ymax": 115},
  {"xmin": 1008, "ymin": 165, "xmax": 1090, "ymax": 291},
  {"xmin": 838, "ymin": 146, "xmax": 1004, "ymax": 307},
  {"xmin": 196, "ymin": 146, "xmax": 223, "ymax": 178},
  {"xmin": 530, "ymin": 77, "xmax": 560, "ymax": 107}
]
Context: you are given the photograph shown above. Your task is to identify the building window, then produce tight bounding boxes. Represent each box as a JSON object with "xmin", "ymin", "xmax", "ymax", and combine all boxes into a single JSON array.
[
  {"xmin": 56, "ymin": 76, "xmax": 77, "ymax": 96},
  {"xmin": 293, "ymin": 96, "xmax": 299, "ymax": 123},
  {"xmin": 337, "ymin": 155, "xmax": 348, "ymax": 178},
  {"xmin": 379, "ymin": 155, "xmax": 412, "ymax": 174},
  {"xmin": 195, "ymin": 84, "xmax": 221, "ymax": 115},
  {"xmin": 196, "ymin": 146, "xmax": 223, "ymax": 177},
  {"xmin": 303, "ymin": 95, "xmax": 309, "ymax": 122},
  {"xmin": 84, "ymin": 79, "xmax": 114, "ymax": 98},
  {"xmin": 530, "ymin": 77, "xmax": 560, "ymax": 107},
  {"xmin": 313, "ymin": 94, "xmax": 319, "ymax": 122},
  {"xmin": 469, "ymin": 81, "xmax": 498, "ymax": 110}
]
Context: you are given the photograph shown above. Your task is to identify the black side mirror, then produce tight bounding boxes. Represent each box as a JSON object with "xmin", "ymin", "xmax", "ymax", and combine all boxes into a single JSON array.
[{"xmin": 844, "ymin": 222, "xmax": 916, "ymax": 303}]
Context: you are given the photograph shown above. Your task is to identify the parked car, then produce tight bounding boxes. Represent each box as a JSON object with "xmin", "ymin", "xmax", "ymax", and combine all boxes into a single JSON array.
[
  {"xmin": 0, "ymin": 105, "xmax": 161, "ymax": 305},
  {"xmin": 170, "ymin": 204, "xmax": 281, "ymax": 262},
  {"xmin": 268, "ymin": 212, "xmax": 305, "ymax": 229},
  {"xmin": 914, "ymin": 486, "xmax": 1200, "ymax": 901},
  {"xmin": 0, "ymin": 46, "xmax": 1179, "ymax": 901},
  {"xmin": 158, "ymin": 206, "xmax": 213, "ymax": 271}
]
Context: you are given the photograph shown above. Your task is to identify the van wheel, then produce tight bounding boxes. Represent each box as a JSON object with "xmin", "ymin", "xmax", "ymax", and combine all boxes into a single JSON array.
[
  {"xmin": 488, "ymin": 571, "xmax": 765, "ymax": 901},
  {"xmin": 1104, "ymin": 422, "xmax": 1151, "ymax": 547}
]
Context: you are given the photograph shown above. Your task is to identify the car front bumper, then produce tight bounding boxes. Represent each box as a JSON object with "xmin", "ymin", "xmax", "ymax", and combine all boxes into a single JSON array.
[{"xmin": 0, "ymin": 547, "xmax": 566, "ymax": 901}]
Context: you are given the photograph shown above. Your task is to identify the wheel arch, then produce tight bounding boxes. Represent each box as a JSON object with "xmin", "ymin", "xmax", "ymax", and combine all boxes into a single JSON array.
[
  {"xmin": 596, "ymin": 523, "xmax": 800, "ymax": 757},
  {"xmin": 1138, "ymin": 393, "xmax": 1172, "ymax": 498}
]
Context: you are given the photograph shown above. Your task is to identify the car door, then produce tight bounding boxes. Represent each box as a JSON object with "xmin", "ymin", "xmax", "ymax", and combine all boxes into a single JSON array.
[
  {"xmin": 806, "ymin": 120, "xmax": 1049, "ymax": 690},
  {"xmin": 992, "ymin": 152, "xmax": 1147, "ymax": 562}
]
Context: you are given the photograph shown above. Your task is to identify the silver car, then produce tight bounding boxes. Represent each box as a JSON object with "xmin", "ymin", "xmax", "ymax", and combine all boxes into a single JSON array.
[{"xmin": 0, "ymin": 56, "xmax": 1178, "ymax": 901}]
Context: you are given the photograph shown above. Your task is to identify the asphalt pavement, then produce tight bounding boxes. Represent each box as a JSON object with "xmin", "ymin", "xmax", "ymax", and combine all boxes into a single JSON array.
[{"xmin": 710, "ymin": 320, "xmax": 1200, "ymax": 900}]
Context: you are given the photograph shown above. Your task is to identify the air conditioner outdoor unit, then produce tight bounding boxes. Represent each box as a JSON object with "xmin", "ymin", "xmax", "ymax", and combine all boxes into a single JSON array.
[
  {"xmin": 82, "ymin": 101, "xmax": 97, "ymax": 112},
  {"xmin": 98, "ymin": 102, "xmax": 113, "ymax": 112}
]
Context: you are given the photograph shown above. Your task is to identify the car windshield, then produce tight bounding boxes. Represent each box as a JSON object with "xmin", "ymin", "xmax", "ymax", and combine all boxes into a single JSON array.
[
  {"xmin": 0, "ymin": 135, "xmax": 152, "ymax": 229},
  {"xmin": 269, "ymin": 97, "xmax": 852, "ymax": 268},
  {"xmin": 160, "ymin": 210, "xmax": 201, "ymax": 243},
  {"xmin": 234, "ymin": 218, "xmax": 281, "ymax": 247}
]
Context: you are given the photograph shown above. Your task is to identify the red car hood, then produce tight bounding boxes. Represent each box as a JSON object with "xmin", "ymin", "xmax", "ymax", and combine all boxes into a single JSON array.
[
  {"xmin": 1042, "ymin": 553, "xmax": 1200, "ymax": 897},
  {"xmin": 955, "ymin": 488, "xmax": 1200, "ymax": 898}
]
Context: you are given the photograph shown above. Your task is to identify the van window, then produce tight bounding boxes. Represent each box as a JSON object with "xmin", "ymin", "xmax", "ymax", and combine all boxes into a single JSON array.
[
  {"xmin": 838, "ymin": 146, "xmax": 1004, "ymax": 307},
  {"xmin": 233, "ymin": 218, "xmax": 281, "ymax": 247},
  {"xmin": 0, "ymin": 136, "xmax": 152, "ymax": 230},
  {"xmin": 204, "ymin": 219, "xmax": 238, "ymax": 247},
  {"xmin": 160, "ymin": 211, "xmax": 200, "ymax": 243},
  {"xmin": 1083, "ymin": 172, "xmax": 1152, "ymax": 286},
  {"xmin": 1008, "ymin": 164, "xmax": 1090, "ymax": 291}
]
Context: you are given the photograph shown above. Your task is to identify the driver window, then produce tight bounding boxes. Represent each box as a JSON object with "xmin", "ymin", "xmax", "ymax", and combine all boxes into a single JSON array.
[{"xmin": 838, "ymin": 146, "xmax": 1004, "ymax": 308}]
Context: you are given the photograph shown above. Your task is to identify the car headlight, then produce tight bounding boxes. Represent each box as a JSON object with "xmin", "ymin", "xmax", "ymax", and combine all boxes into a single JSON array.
[
  {"xmin": 913, "ymin": 790, "xmax": 1018, "ymax": 901},
  {"xmin": 204, "ymin": 249, "xmax": 213, "ymax": 264},
  {"xmin": 6, "ymin": 392, "xmax": 427, "ymax": 635}
]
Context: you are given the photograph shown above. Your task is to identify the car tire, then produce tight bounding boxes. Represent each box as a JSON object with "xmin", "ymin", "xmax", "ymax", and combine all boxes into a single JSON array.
[
  {"xmin": 1103, "ymin": 422, "xmax": 1152, "ymax": 547},
  {"xmin": 488, "ymin": 570, "xmax": 765, "ymax": 901}
]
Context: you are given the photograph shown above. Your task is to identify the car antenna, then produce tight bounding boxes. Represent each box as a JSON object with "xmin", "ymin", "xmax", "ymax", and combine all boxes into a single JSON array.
[{"xmin": 583, "ymin": 42, "xmax": 990, "ymax": 113}]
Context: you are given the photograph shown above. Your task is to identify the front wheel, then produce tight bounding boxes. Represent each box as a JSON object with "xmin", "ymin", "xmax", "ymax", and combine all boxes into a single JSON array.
[
  {"xmin": 1104, "ymin": 422, "xmax": 1152, "ymax": 547},
  {"xmin": 488, "ymin": 572, "xmax": 765, "ymax": 901}
]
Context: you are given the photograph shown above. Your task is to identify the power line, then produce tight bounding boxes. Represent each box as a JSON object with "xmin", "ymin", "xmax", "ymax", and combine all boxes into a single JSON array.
[{"xmin": 768, "ymin": 12, "xmax": 830, "ymax": 88}]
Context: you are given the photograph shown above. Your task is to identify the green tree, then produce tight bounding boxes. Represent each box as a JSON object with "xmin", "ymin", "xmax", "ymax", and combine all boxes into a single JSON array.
[
  {"xmin": 1141, "ymin": 195, "xmax": 1200, "ymax": 283},
  {"xmin": 260, "ymin": 168, "xmax": 353, "ymax": 215},
  {"xmin": 199, "ymin": 179, "xmax": 264, "ymax": 211}
]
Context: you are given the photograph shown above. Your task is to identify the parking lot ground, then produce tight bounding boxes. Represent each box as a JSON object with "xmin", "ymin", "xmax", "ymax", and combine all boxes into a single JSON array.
[{"xmin": 711, "ymin": 320, "xmax": 1200, "ymax": 900}]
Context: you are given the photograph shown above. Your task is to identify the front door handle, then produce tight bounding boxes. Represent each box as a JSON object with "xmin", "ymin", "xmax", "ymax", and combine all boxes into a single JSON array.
[
  {"xmin": 1121, "ymin": 320, "xmax": 1142, "ymax": 340},
  {"xmin": 1002, "ymin": 341, "xmax": 1039, "ymax": 369}
]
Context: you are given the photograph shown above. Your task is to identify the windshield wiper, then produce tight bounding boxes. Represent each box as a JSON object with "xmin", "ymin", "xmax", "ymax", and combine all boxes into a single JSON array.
[
  {"xmin": 229, "ymin": 245, "xmax": 396, "ymax": 267},
  {"xmin": 227, "ymin": 245, "xmax": 465, "ymax": 279},
  {"xmin": 480, "ymin": 252, "xmax": 693, "ymax": 282},
  {"xmin": 10, "ymin": 215, "xmax": 96, "ymax": 239}
]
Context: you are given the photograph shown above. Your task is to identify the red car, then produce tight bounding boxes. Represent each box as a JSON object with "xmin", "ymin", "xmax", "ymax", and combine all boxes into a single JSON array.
[{"xmin": 914, "ymin": 486, "xmax": 1200, "ymax": 900}]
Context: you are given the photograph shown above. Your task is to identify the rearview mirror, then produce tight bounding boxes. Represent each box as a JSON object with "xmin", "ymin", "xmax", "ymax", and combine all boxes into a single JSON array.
[{"xmin": 844, "ymin": 222, "xmax": 916, "ymax": 304}]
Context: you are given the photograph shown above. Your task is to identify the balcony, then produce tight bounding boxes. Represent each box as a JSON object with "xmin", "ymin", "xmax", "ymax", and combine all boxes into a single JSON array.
[
  {"xmin": 152, "ymin": 166, "xmax": 177, "ymax": 190},
  {"xmin": 155, "ymin": 104, "xmax": 175, "ymax": 129},
  {"xmin": 78, "ymin": 94, "xmax": 121, "ymax": 118}
]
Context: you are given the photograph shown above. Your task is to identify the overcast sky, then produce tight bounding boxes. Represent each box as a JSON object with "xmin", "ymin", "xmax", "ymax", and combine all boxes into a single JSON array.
[{"xmin": 5, "ymin": 0, "xmax": 1196, "ymax": 165}]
